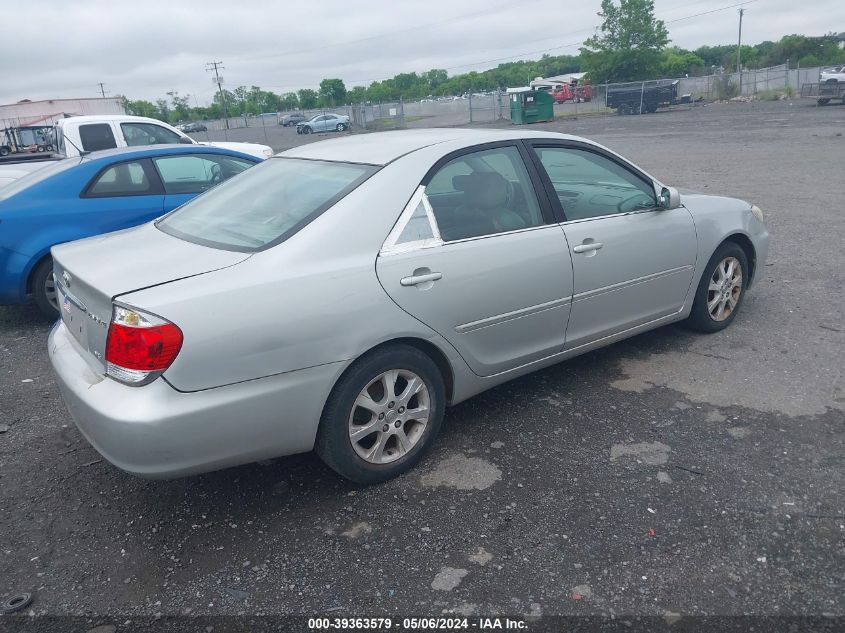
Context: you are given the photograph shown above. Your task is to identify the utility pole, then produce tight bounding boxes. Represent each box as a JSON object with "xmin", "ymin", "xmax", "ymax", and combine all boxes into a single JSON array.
[
  {"xmin": 736, "ymin": 8, "xmax": 744, "ymax": 95},
  {"xmin": 206, "ymin": 61, "xmax": 229, "ymax": 129},
  {"xmin": 97, "ymin": 82, "xmax": 107, "ymax": 98}
]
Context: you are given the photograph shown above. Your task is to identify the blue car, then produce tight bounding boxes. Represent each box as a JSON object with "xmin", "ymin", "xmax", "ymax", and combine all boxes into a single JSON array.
[{"xmin": 0, "ymin": 145, "xmax": 260, "ymax": 318}]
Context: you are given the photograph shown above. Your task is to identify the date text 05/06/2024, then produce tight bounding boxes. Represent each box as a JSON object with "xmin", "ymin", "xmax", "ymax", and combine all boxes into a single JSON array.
[{"xmin": 307, "ymin": 617, "xmax": 528, "ymax": 630}]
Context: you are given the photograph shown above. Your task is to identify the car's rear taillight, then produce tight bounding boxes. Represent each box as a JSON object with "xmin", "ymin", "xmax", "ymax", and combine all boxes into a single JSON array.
[{"xmin": 105, "ymin": 306, "xmax": 183, "ymax": 386}]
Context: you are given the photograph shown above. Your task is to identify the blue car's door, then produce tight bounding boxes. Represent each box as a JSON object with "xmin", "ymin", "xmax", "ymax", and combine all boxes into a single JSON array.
[
  {"xmin": 82, "ymin": 158, "xmax": 166, "ymax": 231},
  {"xmin": 151, "ymin": 153, "xmax": 257, "ymax": 212}
]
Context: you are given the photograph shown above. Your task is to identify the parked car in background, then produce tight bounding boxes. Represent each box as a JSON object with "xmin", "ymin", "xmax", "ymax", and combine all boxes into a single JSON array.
[
  {"xmin": 178, "ymin": 122, "xmax": 208, "ymax": 133},
  {"xmin": 296, "ymin": 113, "xmax": 350, "ymax": 134},
  {"xmin": 820, "ymin": 65, "xmax": 845, "ymax": 83},
  {"xmin": 0, "ymin": 145, "xmax": 260, "ymax": 318},
  {"xmin": 47, "ymin": 129, "xmax": 768, "ymax": 484},
  {"xmin": 0, "ymin": 115, "xmax": 272, "ymax": 186},
  {"xmin": 279, "ymin": 113, "xmax": 307, "ymax": 127}
]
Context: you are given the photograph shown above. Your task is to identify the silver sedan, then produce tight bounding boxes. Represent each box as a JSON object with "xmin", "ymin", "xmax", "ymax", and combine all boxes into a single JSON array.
[{"xmin": 48, "ymin": 129, "xmax": 769, "ymax": 483}]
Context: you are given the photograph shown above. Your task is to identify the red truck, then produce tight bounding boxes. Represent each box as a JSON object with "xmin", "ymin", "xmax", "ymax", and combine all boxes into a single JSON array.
[{"xmin": 552, "ymin": 83, "xmax": 593, "ymax": 103}]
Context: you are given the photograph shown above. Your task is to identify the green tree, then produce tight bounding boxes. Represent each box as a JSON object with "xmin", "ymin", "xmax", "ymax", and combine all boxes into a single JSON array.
[
  {"xmin": 279, "ymin": 92, "xmax": 300, "ymax": 111},
  {"xmin": 347, "ymin": 86, "xmax": 368, "ymax": 103},
  {"xmin": 581, "ymin": 0, "xmax": 669, "ymax": 83},
  {"xmin": 166, "ymin": 90, "xmax": 191, "ymax": 123},
  {"xmin": 155, "ymin": 99, "xmax": 171, "ymax": 122},
  {"xmin": 123, "ymin": 98, "xmax": 161, "ymax": 119},
  {"xmin": 318, "ymin": 78, "xmax": 347, "ymax": 106},
  {"xmin": 660, "ymin": 47, "xmax": 705, "ymax": 77},
  {"xmin": 298, "ymin": 88, "xmax": 318, "ymax": 109}
]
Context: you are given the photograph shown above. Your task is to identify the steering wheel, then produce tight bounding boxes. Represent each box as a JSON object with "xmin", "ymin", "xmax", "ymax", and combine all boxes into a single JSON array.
[{"xmin": 617, "ymin": 192, "xmax": 655, "ymax": 214}]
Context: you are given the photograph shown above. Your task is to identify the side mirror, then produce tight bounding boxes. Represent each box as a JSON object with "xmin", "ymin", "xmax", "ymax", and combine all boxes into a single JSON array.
[
  {"xmin": 658, "ymin": 186, "xmax": 681, "ymax": 210},
  {"xmin": 179, "ymin": 136, "xmax": 194, "ymax": 144}
]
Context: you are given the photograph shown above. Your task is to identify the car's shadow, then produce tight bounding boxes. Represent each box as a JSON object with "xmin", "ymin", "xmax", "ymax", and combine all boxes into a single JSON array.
[{"xmin": 125, "ymin": 323, "xmax": 697, "ymax": 507}]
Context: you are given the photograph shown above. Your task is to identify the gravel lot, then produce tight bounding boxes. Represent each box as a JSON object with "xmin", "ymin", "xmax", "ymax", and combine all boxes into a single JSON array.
[{"xmin": 1, "ymin": 100, "xmax": 843, "ymax": 627}]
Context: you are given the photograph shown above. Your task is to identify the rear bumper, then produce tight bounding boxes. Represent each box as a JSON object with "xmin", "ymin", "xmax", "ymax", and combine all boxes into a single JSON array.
[{"xmin": 48, "ymin": 320, "xmax": 345, "ymax": 478}]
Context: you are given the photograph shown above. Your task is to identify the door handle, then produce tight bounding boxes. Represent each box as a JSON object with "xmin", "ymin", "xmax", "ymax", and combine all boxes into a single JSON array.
[
  {"xmin": 400, "ymin": 272, "xmax": 442, "ymax": 286},
  {"xmin": 573, "ymin": 241, "xmax": 603, "ymax": 254}
]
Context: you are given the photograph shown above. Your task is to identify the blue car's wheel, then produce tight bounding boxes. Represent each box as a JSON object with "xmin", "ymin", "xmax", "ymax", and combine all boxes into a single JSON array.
[{"xmin": 31, "ymin": 257, "xmax": 59, "ymax": 320}]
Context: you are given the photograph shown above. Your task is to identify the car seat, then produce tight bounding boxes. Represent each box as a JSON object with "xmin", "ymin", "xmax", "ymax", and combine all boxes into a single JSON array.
[{"xmin": 443, "ymin": 172, "xmax": 525, "ymax": 240}]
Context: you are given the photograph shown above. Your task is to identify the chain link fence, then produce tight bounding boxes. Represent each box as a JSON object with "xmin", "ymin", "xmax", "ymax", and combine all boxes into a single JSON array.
[{"xmin": 5, "ymin": 65, "xmax": 828, "ymax": 152}]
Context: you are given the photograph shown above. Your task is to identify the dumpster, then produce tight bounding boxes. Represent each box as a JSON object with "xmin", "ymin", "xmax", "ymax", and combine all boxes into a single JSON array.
[{"xmin": 509, "ymin": 89, "xmax": 554, "ymax": 124}]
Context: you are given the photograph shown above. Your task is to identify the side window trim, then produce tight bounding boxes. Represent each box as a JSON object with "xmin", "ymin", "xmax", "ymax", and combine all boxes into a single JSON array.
[
  {"xmin": 525, "ymin": 140, "xmax": 659, "ymax": 223},
  {"xmin": 80, "ymin": 158, "xmax": 164, "ymax": 198},
  {"xmin": 381, "ymin": 185, "xmax": 443, "ymax": 256}
]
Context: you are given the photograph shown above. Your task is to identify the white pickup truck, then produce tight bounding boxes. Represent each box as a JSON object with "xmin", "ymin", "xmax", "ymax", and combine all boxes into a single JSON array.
[{"xmin": 0, "ymin": 115, "xmax": 273, "ymax": 186}]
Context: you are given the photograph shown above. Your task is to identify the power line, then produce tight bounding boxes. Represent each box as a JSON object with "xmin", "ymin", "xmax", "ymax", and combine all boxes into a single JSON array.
[
  {"xmin": 236, "ymin": 0, "xmax": 544, "ymax": 63},
  {"xmin": 665, "ymin": 0, "xmax": 758, "ymax": 24},
  {"xmin": 337, "ymin": 0, "xmax": 764, "ymax": 86}
]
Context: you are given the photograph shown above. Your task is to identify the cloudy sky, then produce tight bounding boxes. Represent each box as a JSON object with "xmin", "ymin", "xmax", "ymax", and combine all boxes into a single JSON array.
[{"xmin": 0, "ymin": 0, "xmax": 840, "ymax": 105}]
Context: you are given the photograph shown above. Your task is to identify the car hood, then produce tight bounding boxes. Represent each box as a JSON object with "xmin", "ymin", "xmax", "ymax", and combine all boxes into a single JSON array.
[
  {"xmin": 679, "ymin": 190, "xmax": 751, "ymax": 214},
  {"xmin": 198, "ymin": 141, "xmax": 273, "ymax": 159}
]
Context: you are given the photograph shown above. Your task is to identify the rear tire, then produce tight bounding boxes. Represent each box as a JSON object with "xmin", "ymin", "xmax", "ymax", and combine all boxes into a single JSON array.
[
  {"xmin": 336, "ymin": 123, "xmax": 345, "ymax": 132},
  {"xmin": 31, "ymin": 257, "xmax": 59, "ymax": 321},
  {"xmin": 684, "ymin": 241, "xmax": 749, "ymax": 333},
  {"xmin": 618, "ymin": 104, "xmax": 631, "ymax": 115},
  {"xmin": 316, "ymin": 344, "xmax": 446, "ymax": 484}
]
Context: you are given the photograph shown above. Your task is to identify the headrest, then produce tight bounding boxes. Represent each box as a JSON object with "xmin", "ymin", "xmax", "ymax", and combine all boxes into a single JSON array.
[{"xmin": 452, "ymin": 172, "xmax": 508, "ymax": 209}]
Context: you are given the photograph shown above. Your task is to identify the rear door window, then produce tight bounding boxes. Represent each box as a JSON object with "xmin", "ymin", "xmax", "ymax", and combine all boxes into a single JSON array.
[
  {"xmin": 79, "ymin": 124, "xmax": 118, "ymax": 152},
  {"xmin": 86, "ymin": 161, "xmax": 154, "ymax": 196},
  {"xmin": 424, "ymin": 146, "xmax": 544, "ymax": 241}
]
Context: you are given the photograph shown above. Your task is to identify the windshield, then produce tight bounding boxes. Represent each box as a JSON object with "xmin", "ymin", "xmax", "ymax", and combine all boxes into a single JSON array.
[
  {"xmin": 0, "ymin": 157, "xmax": 81, "ymax": 201},
  {"xmin": 156, "ymin": 157, "xmax": 378, "ymax": 252}
]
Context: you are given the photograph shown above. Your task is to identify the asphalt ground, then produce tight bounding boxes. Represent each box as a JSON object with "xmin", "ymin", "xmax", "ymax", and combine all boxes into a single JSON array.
[{"xmin": 1, "ymin": 99, "xmax": 843, "ymax": 629}]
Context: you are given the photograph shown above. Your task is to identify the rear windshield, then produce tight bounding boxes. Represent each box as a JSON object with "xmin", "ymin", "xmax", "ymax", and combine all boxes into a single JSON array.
[{"xmin": 156, "ymin": 157, "xmax": 378, "ymax": 251}]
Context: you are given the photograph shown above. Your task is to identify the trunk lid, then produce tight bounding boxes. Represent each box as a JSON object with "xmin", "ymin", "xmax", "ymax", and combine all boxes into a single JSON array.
[{"xmin": 52, "ymin": 222, "xmax": 249, "ymax": 371}]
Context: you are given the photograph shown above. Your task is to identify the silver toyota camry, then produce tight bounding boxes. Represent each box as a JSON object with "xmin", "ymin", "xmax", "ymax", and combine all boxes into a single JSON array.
[{"xmin": 48, "ymin": 129, "xmax": 769, "ymax": 483}]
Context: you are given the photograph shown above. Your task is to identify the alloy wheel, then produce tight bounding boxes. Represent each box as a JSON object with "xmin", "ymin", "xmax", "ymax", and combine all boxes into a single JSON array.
[
  {"xmin": 707, "ymin": 256, "xmax": 743, "ymax": 322},
  {"xmin": 44, "ymin": 272, "xmax": 58, "ymax": 311},
  {"xmin": 348, "ymin": 369, "xmax": 431, "ymax": 464}
]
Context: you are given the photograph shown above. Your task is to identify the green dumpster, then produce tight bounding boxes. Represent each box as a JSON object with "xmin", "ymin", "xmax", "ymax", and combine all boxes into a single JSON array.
[{"xmin": 509, "ymin": 89, "xmax": 554, "ymax": 124}]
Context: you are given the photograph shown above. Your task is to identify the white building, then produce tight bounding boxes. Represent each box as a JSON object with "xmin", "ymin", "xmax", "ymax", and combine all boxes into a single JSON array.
[{"xmin": 0, "ymin": 97, "xmax": 125, "ymax": 127}]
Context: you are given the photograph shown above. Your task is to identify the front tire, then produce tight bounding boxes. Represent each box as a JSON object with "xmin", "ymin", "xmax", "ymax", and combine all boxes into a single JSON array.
[
  {"xmin": 31, "ymin": 257, "xmax": 59, "ymax": 320},
  {"xmin": 302, "ymin": 126, "xmax": 312, "ymax": 134},
  {"xmin": 316, "ymin": 344, "xmax": 446, "ymax": 484},
  {"xmin": 684, "ymin": 241, "xmax": 749, "ymax": 333}
]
